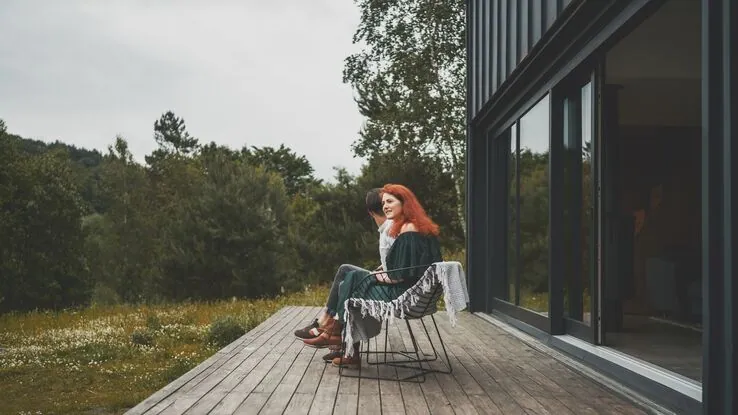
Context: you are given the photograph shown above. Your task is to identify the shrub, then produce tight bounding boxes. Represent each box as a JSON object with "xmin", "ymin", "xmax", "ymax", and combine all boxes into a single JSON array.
[
  {"xmin": 130, "ymin": 329, "xmax": 154, "ymax": 347},
  {"xmin": 206, "ymin": 316, "xmax": 245, "ymax": 347}
]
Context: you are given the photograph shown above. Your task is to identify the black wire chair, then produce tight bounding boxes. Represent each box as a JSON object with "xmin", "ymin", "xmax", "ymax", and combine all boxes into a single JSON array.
[{"xmin": 337, "ymin": 263, "xmax": 453, "ymax": 383}]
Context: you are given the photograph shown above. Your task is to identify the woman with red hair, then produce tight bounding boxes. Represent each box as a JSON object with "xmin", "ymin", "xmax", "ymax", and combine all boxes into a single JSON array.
[{"xmin": 303, "ymin": 184, "xmax": 443, "ymax": 368}]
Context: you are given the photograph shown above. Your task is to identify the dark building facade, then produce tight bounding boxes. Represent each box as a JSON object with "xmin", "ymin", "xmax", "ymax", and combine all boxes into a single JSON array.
[{"xmin": 466, "ymin": 1, "xmax": 736, "ymax": 413}]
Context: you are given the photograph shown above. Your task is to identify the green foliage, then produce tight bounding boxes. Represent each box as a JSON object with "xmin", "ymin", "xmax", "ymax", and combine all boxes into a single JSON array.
[
  {"xmin": 241, "ymin": 144, "xmax": 322, "ymax": 197},
  {"xmin": 344, "ymin": 0, "xmax": 467, "ymax": 231},
  {"xmin": 161, "ymin": 150, "xmax": 298, "ymax": 300},
  {"xmin": 206, "ymin": 316, "xmax": 246, "ymax": 347},
  {"xmin": 0, "ymin": 123, "xmax": 91, "ymax": 312},
  {"xmin": 145, "ymin": 111, "xmax": 200, "ymax": 167}
]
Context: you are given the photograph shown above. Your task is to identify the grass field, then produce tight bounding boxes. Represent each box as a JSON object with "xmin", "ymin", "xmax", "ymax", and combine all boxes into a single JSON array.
[{"xmin": 0, "ymin": 286, "xmax": 329, "ymax": 415}]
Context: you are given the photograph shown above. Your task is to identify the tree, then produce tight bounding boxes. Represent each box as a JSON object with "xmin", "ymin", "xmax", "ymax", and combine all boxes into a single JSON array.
[
  {"xmin": 343, "ymin": 0, "xmax": 467, "ymax": 232},
  {"xmin": 0, "ymin": 126, "xmax": 90, "ymax": 311},
  {"xmin": 85, "ymin": 136, "xmax": 162, "ymax": 302},
  {"xmin": 241, "ymin": 144, "xmax": 321, "ymax": 197},
  {"xmin": 145, "ymin": 111, "xmax": 200, "ymax": 166},
  {"xmin": 160, "ymin": 151, "xmax": 298, "ymax": 300}
]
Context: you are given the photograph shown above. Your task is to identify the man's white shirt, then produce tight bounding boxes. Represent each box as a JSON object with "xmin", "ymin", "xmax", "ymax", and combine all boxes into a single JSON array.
[{"xmin": 378, "ymin": 219, "xmax": 396, "ymax": 271}]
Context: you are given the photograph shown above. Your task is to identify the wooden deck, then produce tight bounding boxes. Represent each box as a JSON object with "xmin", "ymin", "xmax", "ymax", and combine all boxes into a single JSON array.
[{"xmin": 126, "ymin": 306, "xmax": 653, "ymax": 415}]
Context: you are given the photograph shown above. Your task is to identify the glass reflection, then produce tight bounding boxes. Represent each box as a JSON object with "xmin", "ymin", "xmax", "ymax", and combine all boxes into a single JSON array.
[
  {"xmin": 517, "ymin": 94, "xmax": 550, "ymax": 314},
  {"xmin": 508, "ymin": 124, "xmax": 518, "ymax": 304},
  {"xmin": 563, "ymin": 83, "xmax": 593, "ymax": 325}
]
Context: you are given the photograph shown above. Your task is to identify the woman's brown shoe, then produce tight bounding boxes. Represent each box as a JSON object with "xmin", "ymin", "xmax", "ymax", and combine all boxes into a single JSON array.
[{"xmin": 303, "ymin": 319, "xmax": 342, "ymax": 348}]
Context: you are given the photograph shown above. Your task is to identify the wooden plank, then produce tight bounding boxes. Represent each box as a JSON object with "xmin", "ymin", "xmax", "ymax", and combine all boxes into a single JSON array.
[
  {"xmin": 406, "ymin": 319, "xmax": 478, "ymax": 415},
  {"xmin": 386, "ymin": 323, "xmax": 430, "ymax": 415},
  {"xmin": 394, "ymin": 320, "xmax": 454, "ymax": 415},
  {"xmin": 160, "ymin": 306, "xmax": 309, "ymax": 414},
  {"xmin": 333, "ymin": 345, "xmax": 359, "ymax": 414},
  {"xmin": 356, "ymin": 337, "xmax": 381, "ymax": 415},
  {"xmin": 282, "ymin": 392, "xmax": 314, "ymax": 415},
  {"xmin": 259, "ymin": 343, "xmax": 318, "ymax": 415},
  {"xmin": 427, "ymin": 316, "xmax": 503, "ymax": 415},
  {"xmin": 204, "ymin": 307, "xmax": 316, "ymax": 413},
  {"xmin": 307, "ymin": 361, "xmax": 338, "ymax": 415},
  {"xmin": 433, "ymin": 314, "xmax": 548, "ymax": 414},
  {"xmin": 143, "ymin": 307, "xmax": 303, "ymax": 414},
  {"xmin": 126, "ymin": 306, "xmax": 297, "ymax": 415},
  {"xmin": 455, "ymin": 313, "xmax": 642, "ymax": 414},
  {"xmin": 375, "ymin": 325, "xmax": 404, "ymax": 415}
]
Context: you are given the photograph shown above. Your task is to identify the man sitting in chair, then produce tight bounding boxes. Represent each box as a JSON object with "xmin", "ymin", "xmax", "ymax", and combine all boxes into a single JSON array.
[{"xmin": 294, "ymin": 188, "xmax": 395, "ymax": 361}]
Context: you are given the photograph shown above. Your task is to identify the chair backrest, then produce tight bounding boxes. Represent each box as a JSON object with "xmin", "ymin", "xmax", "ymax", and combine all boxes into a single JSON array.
[{"xmin": 402, "ymin": 265, "xmax": 443, "ymax": 319}]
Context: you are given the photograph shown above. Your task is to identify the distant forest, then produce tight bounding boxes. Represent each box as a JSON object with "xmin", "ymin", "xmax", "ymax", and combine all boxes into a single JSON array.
[{"xmin": 0, "ymin": 114, "xmax": 465, "ymax": 313}]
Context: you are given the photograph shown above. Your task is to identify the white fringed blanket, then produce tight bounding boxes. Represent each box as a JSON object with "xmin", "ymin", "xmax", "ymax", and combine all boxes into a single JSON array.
[{"xmin": 342, "ymin": 261, "xmax": 469, "ymax": 356}]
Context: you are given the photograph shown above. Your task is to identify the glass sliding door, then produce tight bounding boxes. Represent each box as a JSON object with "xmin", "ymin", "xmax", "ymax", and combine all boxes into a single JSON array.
[
  {"xmin": 558, "ymin": 70, "xmax": 601, "ymax": 343},
  {"xmin": 505, "ymin": 95, "xmax": 551, "ymax": 315}
]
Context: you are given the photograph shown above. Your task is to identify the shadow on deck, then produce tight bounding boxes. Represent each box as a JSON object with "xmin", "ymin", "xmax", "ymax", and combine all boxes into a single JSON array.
[{"xmin": 126, "ymin": 305, "xmax": 650, "ymax": 414}]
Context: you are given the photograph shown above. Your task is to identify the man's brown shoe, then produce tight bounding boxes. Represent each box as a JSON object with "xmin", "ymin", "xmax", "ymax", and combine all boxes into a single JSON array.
[
  {"xmin": 331, "ymin": 354, "xmax": 361, "ymax": 369},
  {"xmin": 322, "ymin": 348, "xmax": 342, "ymax": 362},
  {"xmin": 303, "ymin": 319, "xmax": 343, "ymax": 348}
]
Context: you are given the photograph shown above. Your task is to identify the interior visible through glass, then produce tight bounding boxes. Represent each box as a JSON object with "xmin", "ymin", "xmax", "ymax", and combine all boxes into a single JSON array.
[{"xmin": 601, "ymin": 0, "xmax": 702, "ymax": 382}]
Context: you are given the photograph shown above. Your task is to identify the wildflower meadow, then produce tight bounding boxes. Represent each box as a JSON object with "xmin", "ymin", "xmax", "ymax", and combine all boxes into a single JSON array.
[{"xmin": 0, "ymin": 286, "xmax": 329, "ymax": 414}]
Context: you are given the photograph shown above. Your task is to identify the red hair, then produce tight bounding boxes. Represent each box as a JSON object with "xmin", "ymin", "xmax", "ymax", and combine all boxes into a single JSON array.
[{"xmin": 382, "ymin": 184, "xmax": 440, "ymax": 237}]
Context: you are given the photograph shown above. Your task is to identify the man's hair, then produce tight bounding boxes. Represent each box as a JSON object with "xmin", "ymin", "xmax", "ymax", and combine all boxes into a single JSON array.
[{"xmin": 365, "ymin": 188, "xmax": 384, "ymax": 216}]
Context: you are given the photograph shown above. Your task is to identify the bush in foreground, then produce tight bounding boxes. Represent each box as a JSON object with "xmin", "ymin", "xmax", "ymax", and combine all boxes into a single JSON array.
[{"xmin": 206, "ymin": 315, "xmax": 246, "ymax": 347}]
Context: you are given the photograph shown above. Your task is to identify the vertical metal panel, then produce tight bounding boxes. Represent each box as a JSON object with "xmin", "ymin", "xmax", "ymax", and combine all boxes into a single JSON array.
[
  {"xmin": 483, "ymin": 0, "xmax": 490, "ymax": 104},
  {"xmin": 549, "ymin": 87, "xmax": 565, "ymax": 335},
  {"xmin": 488, "ymin": 132, "xmax": 511, "ymax": 305},
  {"xmin": 468, "ymin": 0, "xmax": 571, "ymax": 119},
  {"xmin": 531, "ymin": 0, "xmax": 542, "ymax": 44},
  {"xmin": 476, "ymin": 0, "xmax": 483, "ymax": 113},
  {"xmin": 509, "ymin": 0, "xmax": 518, "ymax": 75},
  {"xmin": 474, "ymin": 0, "xmax": 487, "ymax": 108},
  {"xmin": 703, "ymin": 0, "xmax": 737, "ymax": 413},
  {"xmin": 492, "ymin": 0, "xmax": 500, "ymax": 92},
  {"xmin": 519, "ymin": 0, "xmax": 530, "ymax": 62},
  {"xmin": 468, "ymin": 129, "xmax": 489, "ymax": 312},
  {"xmin": 469, "ymin": 0, "xmax": 476, "ymax": 115},
  {"xmin": 546, "ymin": 0, "xmax": 559, "ymax": 30},
  {"xmin": 492, "ymin": 0, "xmax": 505, "ymax": 88},
  {"xmin": 466, "ymin": 0, "xmax": 472, "ymax": 122},
  {"xmin": 500, "ymin": 0, "xmax": 508, "ymax": 81}
]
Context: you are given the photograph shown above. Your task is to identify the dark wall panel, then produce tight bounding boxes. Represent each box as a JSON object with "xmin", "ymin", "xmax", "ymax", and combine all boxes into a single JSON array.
[
  {"xmin": 469, "ymin": 0, "xmax": 476, "ymax": 115},
  {"xmin": 509, "ymin": 0, "xmax": 518, "ymax": 74},
  {"xmin": 546, "ymin": 1, "xmax": 559, "ymax": 31},
  {"xmin": 493, "ymin": 0, "xmax": 501, "ymax": 91},
  {"xmin": 479, "ymin": 0, "xmax": 486, "ymax": 112},
  {"xmin": 469, "ymin": 0, "xmax": 569, "ymax": 119},
  {"xmin": 520, "ymin": 0, "xmax": 530, "ymax": 62},
  {"xmin": 500, "ymin": 0, "xmax": 508, "ymax": 80},
  {"xmin": 531, "ymin": 1, "xmax": 543, "ymax": 44},
  {"xmin": 482, "ymin": 0, "xmax": 489, "ymax": 105}
]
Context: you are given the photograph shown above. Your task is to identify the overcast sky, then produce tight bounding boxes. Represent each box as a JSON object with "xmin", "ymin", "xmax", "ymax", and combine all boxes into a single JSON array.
[{"xmin": 0, "ymin": 0, "xmax": 365, "ymax": 181}]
